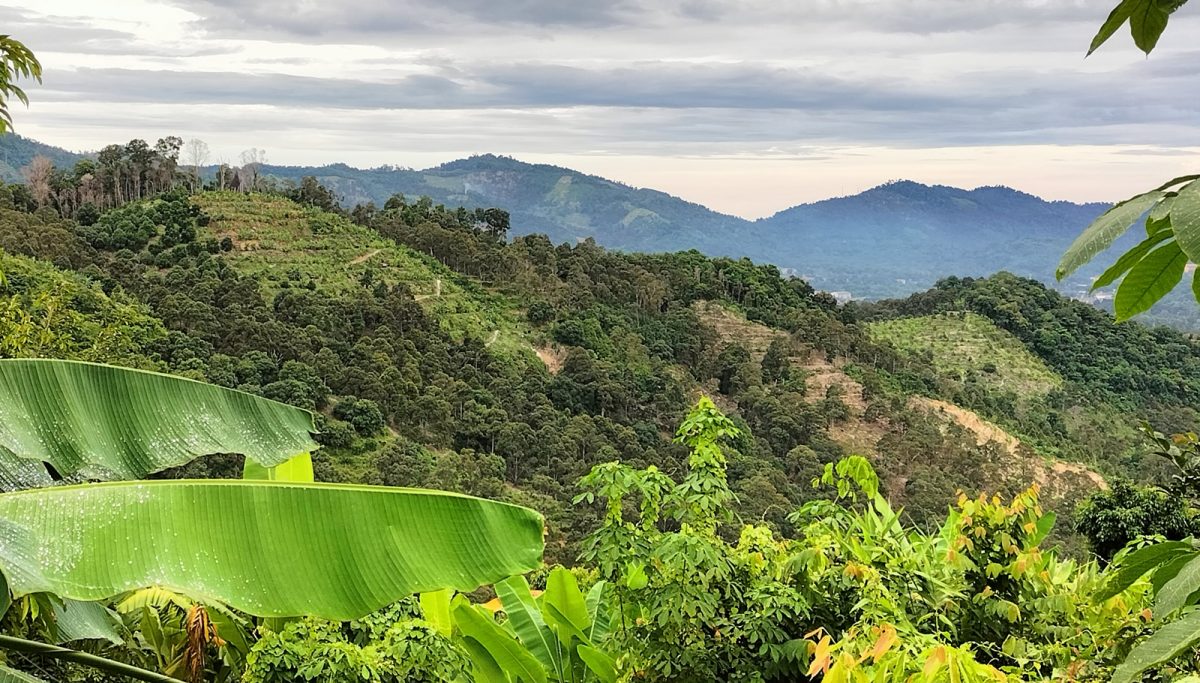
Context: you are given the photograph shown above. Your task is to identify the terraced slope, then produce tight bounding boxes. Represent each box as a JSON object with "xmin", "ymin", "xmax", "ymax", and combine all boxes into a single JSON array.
[
  {"xmin": 869, "ymin": 312, "xmax": 1062, "ymax": 395},
  {"xmin": 194, "ymin": 192, "xmax": 529, "ymax": 354}
]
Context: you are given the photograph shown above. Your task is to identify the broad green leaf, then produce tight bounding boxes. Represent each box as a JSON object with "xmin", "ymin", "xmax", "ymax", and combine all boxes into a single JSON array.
[
  {"xmin": 420, "ymin": 589, "xmax": 455, "ymax": 638},
  {"xmin": 496, "ymin": 574, "xmax": 562, "ymax": 679},
  {"xmin": 0, "ymin": 360, "xmax": 318, "ymax": 486},
  {"xmin": 243, "ymin": 452, "xmax": 314, "ymax": 482},
  {"xmin": 0, "ymin": 666, "xmax": 47, "ymax": 683},
  {"xmin": 1088, "ymin": 0, "xmax": 1140, "ymax": 55},
  {"xmin": 1114, "ymin": 241, "xmax": 1187, "ymax": 321},
  {"xmin": 54, "ymin": 600, "xmax": 122, "ymax": 645},
  {"xmin": 585, "ymin": 581, "xmax": 611, "ymax": 643},
  {"xmin": 578, "ymin": 645, "xmax": 618, "ymax": 683},
  {"xmin": 543, "ymin": 568, "xmax": 590, "ymax": 636},
  {"xmin": 1153, "ymin": 553, "xmax": 1195, "ymax": 594},
  {"xmin": 1058, "ymin": 190, "xmax": 1163, "ymax": 280},
  {"xmin": 1112, "ymin": 609, "xmax": 1200, "ymax": 683},
  {"xmin": 1097, "ymin": 541, "xmax": 1194, "ymax": 601},
  {"xmin": 0, "ymin": 480, "xmax": 544, "ymax": 621},
  {"xmin": 0, "ymin": 567, "xmax": 9, "ymax": 619},
  {"xmin": 1156, "ymin": 554, "xmax": 1200, "ymax": 619},
  {"xmin": 453, "ymin": 597, "xmax": 547, "ymax": 683},
  {"xmin": 459, "ymin": 635, "xmax": 509, "ymax": 683},
  {"xmin": 1164, "ymin": 180, "xmax": 1200, "ymax": 264},
  {"xmin": 1091, "ymin": 231, "xmax": 1173, "ymax": 291},
  {"xmin": 1130, "ymin": 0, "xmax": 1171, "ymax": 53}
]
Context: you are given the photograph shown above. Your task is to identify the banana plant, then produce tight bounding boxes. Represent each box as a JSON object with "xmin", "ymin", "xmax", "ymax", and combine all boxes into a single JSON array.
[
  {"xmin": 0, "ymin": 359, "xmax": 545, "ymax": 682},
  {"xmin": 449, "ymin": 567, "xmax": 617, "ymax": 683}
]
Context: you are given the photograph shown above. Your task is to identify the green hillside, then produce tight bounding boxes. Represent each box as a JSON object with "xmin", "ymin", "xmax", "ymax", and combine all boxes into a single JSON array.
[
  {"xmin": 869, "ymin": 312, "xmax": 1062, "ymax": 394},
  {"xmin": 195, "ymin": 192, "xmax": 529, "ymax": 355}
]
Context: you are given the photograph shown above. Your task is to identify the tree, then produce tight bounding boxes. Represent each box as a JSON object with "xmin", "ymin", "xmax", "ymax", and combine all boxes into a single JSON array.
[
  {"xmin": 239, "ymin": 148, "xmax": 267, "ymax": 191},
  {"xmin": 1075, "ymin": 480, "xmax": 1199, "ymax": 562},
  {"xmin": 0, "ymin": 36, "xmax": 40, "ymax": 134},
  {"xmin": 1058, "ymin": 2, "xmax": 1196, "ymax": 321},
  {"xmin": 184, "ymin": 138, "xmax": 209, "ymax": 192}
]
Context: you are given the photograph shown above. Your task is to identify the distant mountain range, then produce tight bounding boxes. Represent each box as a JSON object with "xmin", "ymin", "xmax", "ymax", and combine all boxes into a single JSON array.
[{"xmin": 0, "ymin": 135, "xmax": 1134, "ymax": 309}]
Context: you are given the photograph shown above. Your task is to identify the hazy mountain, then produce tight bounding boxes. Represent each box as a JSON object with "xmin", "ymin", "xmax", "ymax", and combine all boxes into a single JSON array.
[
  {"xmin": 754, "ymin": 180, "xmax": 1111, "ymax": 299},
  {"xmin": 261, "ymin": 154, "xmax": 755, "ymax": 255}
]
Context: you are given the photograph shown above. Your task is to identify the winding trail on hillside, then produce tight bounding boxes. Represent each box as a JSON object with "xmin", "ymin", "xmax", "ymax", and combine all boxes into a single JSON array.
[{"xmin": 350, "ymin": 249, "xmax": 381, "ymax": 265}]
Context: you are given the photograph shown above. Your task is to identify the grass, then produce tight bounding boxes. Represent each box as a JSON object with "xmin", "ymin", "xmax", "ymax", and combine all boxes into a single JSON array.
[
  {"xmin": 868, "ymin": 312, "xmax": 1063, "ymax": 395},
  {"xmin": 194, "ymin": 192, "xmax": 531, "ymax": 356}
]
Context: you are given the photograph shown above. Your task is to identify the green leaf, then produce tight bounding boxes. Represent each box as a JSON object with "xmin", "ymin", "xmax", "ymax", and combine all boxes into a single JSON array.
[
  {"xmin": 495, "ymin": 574, "xmax": 562, "ymax": 679},
  {"xmin": 1097, "ymin": 541, "xmax": 1194, "ymax": 601},
  {"xmin": 578, "ymin": 645, "xmax": 618, "ymax": 683},
  {"xmin": 0, "ymin": 360, "xmax": 317, "ymax": 487},
  {"xmin": 453, "ymin": 597, "xmax": 547, "ymax": 683},
  {"xmin": 0, "ymin": 569, "xmax": 9, "ymax": 620},
  {"xmin": 1130, "ymin": 0, "xmax": 1171, "ymax": 53},
  {"xmin": 459, "ymin": 635, "xmax": 509, "ymax": 683},
  {"xmin": 1156, "ymin": 554, "xmax": 1200, "ymax": 619},
  {"xmin": 54, "ymin": 600, "xmax": 122, "ymax": 645},
  {"xmin": 585, "ymin": 581, "xmax": 611, "ymax": 643},
  {"xmin": 1164, "ymin": 180, "xmax": 1200, "ymax": 263},
  {"xmin": 1091, "ymin": 231, "xmax": 1174, "ymax": 291},
  {"xmin": 0, "ymin": 666, "xmax": 48, "ymax": 683},
  {"xmin": 1112, "ymin": 610, "xmax": 1200, "ymax": 683},
  {"xmin": 243, "ymin": 452, "xmax": 314, "ymax": 482},
  {"xmin": 420, "ymin": 589, "xmax": 455, "ymax": 639},
  {"xmin": 0, "ymin": 480, "xmax": 544, "ymax": 620},
  {"xmin": 1058, "ymin": 190, "xmax": 1164, "ymax": 280},
  {"xmin": 1088, "ymin": 0, "xmax": 1141, "ymax": 55},
  {"xmin": 543, "ymin": 567, "xmax": 590, "ymax": 637},
  {"xmin": 1114, "ymin": 241, "xmax": 1187, "ymax": 321}
]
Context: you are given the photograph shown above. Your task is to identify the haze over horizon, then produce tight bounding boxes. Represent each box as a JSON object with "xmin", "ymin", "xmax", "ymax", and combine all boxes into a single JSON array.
[{"xmin": 4, "ymin": 0, "xmax": 1199, "ymax": 218}]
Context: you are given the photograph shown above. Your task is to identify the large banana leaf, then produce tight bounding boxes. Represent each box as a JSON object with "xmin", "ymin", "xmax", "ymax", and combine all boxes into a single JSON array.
[
  {"xmin": 0, "ymin": 359, "xmax": 317, "ymax": 486},
  {"xmin": 0, "ymin": 666, "xmax": 46, "ymax": 683},
  {"xmin": 0, "ymin": 480, "xmax": 544, "ymax": 621}
]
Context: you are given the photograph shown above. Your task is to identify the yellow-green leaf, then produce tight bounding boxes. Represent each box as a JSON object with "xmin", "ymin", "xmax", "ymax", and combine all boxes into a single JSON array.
[{"xmin": 1114, "ymin": 241, "xmax": 1187, "ymax": 321}]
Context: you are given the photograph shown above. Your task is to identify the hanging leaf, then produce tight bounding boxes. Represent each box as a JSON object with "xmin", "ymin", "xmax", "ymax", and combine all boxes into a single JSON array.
[
  {"xmin": 1097, "ymin": 542, "xmax": 1194, "ymax": 601},
  {"xmin": 419, "ymin": 589, "xmax": 455, "ymax": 639},
  {"xmin": 0, "ymin": 360, "xmax": 318, "ymax": 487},
  {"xmin": 1088, "ymin": 0, "xmax": 1141, "ymax": 55},
  {"xmin": 1130, "ymin": 0, "xmax": 1172, "ymax": 53},
  {"xmin": 1155, "ymin": 554, "xmax": 1200, "ymax": 619},
  {"xmin": 1112, "ymin": 610, "xmax": 1200, "ymax": 683},
  {"xmin": 1057, "ymin": 190, "xmax": 1164, "ymax": 280},
  {"xmin": 0, "ymin": 480, "xmax": 544, "ymax": 621},
  {"xmin": 1164, "ymin": 180, "xmax": 1200, "ymax": 263},
  {"xmin": 1091, "ymin": 231, "xmax": 1173, "ymax": 291},
  {"xmin": 1113, "ymin": 241, "xmax": 1187, "ymax": 321}
]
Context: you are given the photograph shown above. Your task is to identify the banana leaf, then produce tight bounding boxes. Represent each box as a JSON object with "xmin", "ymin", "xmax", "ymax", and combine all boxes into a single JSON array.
[
  {"xmin": 0, "ymin": 480, "xmax": 544, "ymax": 621},
  {"xmin": 0, "ymin": 666, "xmax": 46, "ymax": 683},
  {"xmin": 0, "ymin": 359, "xmax": 318, "ymax": 487}
]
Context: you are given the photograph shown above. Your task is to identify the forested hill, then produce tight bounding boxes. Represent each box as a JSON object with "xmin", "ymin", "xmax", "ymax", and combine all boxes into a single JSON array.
[
  {"xmin": 2, "ymin": 135, "xmax": 1145, "ymax": 323},
  {"xmin": 3, "ymin": 156, "xmax": 1199, "ymax": 559}
]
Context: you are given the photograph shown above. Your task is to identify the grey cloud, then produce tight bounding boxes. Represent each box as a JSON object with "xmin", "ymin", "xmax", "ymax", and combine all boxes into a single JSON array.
[
  {"xmin": 0, "ymin": 5, "xmax": 238, "ymax": 57},
  {"xmin": 162, "ymin": 0, "xmax": 642, "ymax": 39},
  {"xmin": 30, "ymin": 54, "xmax": 1200, "ymax": 148}
]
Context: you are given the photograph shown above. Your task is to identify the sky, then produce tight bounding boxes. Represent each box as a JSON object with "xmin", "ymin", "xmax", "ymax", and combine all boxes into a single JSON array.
[{"xmin": 3, "ymin": 0, "xmax": 1199, "ymax": 218}]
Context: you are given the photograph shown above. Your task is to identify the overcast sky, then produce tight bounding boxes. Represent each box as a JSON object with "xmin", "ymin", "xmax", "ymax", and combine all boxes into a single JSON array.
[{"xmin": 5, "ymin": 0, "xmax": 1199, "ymax": 218}]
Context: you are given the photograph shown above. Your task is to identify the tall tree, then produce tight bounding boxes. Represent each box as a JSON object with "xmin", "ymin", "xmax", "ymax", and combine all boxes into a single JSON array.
[{"xmin": 185, "ymin": 138, "xmax": 210, "ymax": 192}]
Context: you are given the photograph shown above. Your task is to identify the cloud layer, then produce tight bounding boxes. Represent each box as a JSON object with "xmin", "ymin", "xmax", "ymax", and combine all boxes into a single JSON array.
[{"xmin": 8, "ymin": 0, "xmax": 1200, "ymax": 216}]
